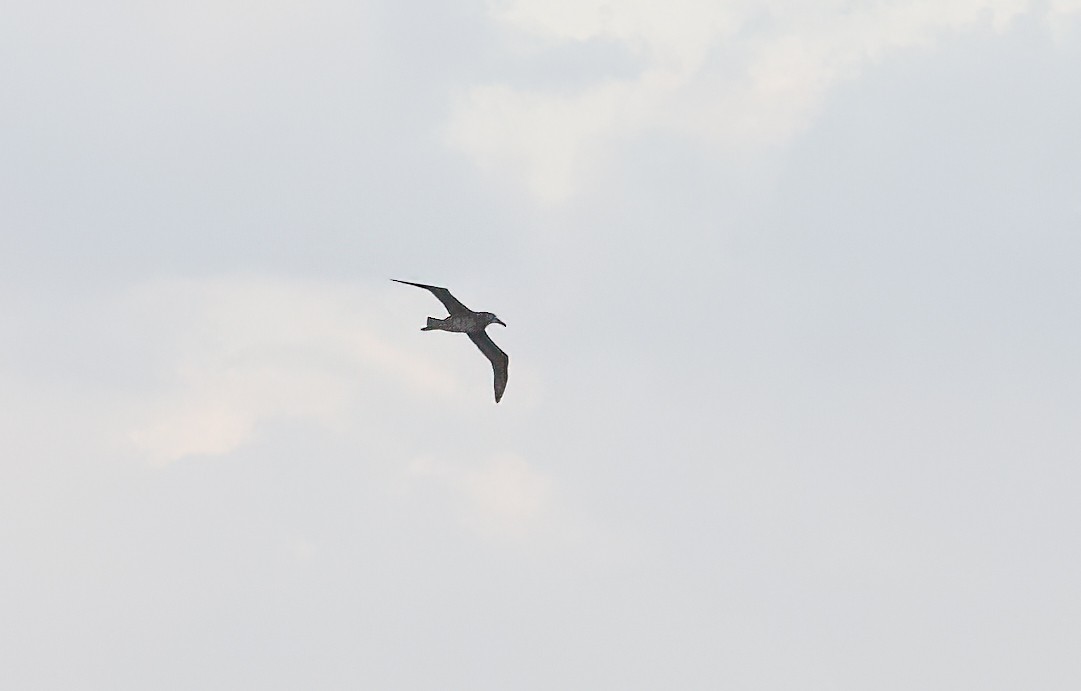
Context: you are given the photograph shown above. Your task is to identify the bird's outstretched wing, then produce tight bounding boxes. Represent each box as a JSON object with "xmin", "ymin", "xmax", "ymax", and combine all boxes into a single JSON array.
[
  {"xmin": 391, "ymin": 279, "xmax": 470, "ymax": 316},
  {"xmin": 469, "ymin": 331, "xmax": 509, "ymax": 403}
]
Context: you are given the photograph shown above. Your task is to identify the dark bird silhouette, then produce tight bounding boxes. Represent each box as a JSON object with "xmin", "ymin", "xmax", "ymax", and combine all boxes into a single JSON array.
[{"xmin": 392, "ymin": 279, "xmax": 509, "ymax": 403}]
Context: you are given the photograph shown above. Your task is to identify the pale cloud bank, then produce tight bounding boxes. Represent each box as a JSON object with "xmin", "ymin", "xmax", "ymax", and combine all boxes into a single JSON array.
[
  {"xmin": 408, "ymin": 453, "xmax": 553, "ymax": 538},
  {"xmin": 448, "ymin": 0, "xmax": 1080, "ymax": 201},
  {"xmin": 123, "ymin": 276, "xmax": 464, "ymax": 464}
]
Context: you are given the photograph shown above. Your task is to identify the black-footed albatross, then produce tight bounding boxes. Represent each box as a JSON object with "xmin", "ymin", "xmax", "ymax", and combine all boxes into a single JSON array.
[{"xmin": 392, "ymin": 279, "xmax": 509, "ymax": 403}]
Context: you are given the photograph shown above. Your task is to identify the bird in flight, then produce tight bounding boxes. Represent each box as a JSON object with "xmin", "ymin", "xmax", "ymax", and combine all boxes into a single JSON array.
[{"xmin": 392, "ymin": 279, "xmax": 509, "ymax": 403}]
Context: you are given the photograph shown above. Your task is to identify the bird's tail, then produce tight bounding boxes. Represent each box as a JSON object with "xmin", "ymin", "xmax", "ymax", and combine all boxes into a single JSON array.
[{"xmin": 421, "ymin": 317, "xmax": 442, "ymax": 331}]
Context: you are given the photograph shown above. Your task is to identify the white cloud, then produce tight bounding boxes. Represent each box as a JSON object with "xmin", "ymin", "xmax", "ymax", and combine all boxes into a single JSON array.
[
  {"xmin": 491, "ymin": 0, "xmax": 744, "ymax": 68},
  {"xmin": 461, "ymin": 454, "xmax": 551, "ymax": 527},
  {"xmin": 127, "ymin": 361, "xmax": 351, "ymax": 464},
  {"xmin": 448, "ymin": 0, "xmax": 1072, "ymax": 202},
  {"xmin": 408, "ymin": 453, "xmax": 553, "ymax": 538},
  {"xmin": 1048, "ymin": 0, "xmax": 1081, "ymax": 40},
  {"xmin": 123, "ymin": 276, "xmax": 465, "ymax": 464},
  {"xmin": 1053, "ymin": 0, "xmax": 1081, "ymax": 13}
]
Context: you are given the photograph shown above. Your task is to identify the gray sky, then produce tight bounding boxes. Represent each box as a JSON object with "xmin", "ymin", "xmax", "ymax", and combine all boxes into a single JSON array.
[{"xmin": 2, "ymin": 1, "xmax": 1080, "ymax": 689}]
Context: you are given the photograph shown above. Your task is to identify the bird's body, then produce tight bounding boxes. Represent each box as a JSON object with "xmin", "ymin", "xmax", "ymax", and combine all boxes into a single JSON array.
[
  {"xmin": 422, "ymin": 313, "xmax": 496, "ymax": 333},
  {"xmin": 392, "ymin": 279, "xmax": 509, "ymax": 403}
]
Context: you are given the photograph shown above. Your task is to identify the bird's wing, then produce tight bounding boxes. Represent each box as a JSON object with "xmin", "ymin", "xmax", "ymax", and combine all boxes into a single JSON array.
[
  {"xmin": 391, "ymin": 279, "xmax": 471, "ymax": 315},
  {"xmin": 468, "ymin": 331, "xmax": 509, "ymax": 403}
]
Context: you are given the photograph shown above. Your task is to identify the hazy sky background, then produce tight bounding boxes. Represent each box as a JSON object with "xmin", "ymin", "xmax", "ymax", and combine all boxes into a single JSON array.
[{"xmin": 2, "ymin": 1, "xmax": 1080, "ymax": 688}]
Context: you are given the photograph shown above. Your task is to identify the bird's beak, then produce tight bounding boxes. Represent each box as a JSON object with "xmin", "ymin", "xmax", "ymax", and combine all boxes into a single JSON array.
[{"xmin": 495, "ymin": 318, "xmax": 507, "ymax": 327}]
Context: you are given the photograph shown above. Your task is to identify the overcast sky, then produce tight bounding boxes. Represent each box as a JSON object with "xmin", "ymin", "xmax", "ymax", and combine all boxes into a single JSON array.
[{"xmin": 2, "ymin": 1, "xmax": 1081, "ymax": 689}]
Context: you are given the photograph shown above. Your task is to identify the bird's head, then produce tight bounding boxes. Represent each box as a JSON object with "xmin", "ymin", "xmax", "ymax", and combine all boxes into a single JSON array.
[{"xmin": 483, "ymin": 312, "xmax": 506, "ymax": 327}]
